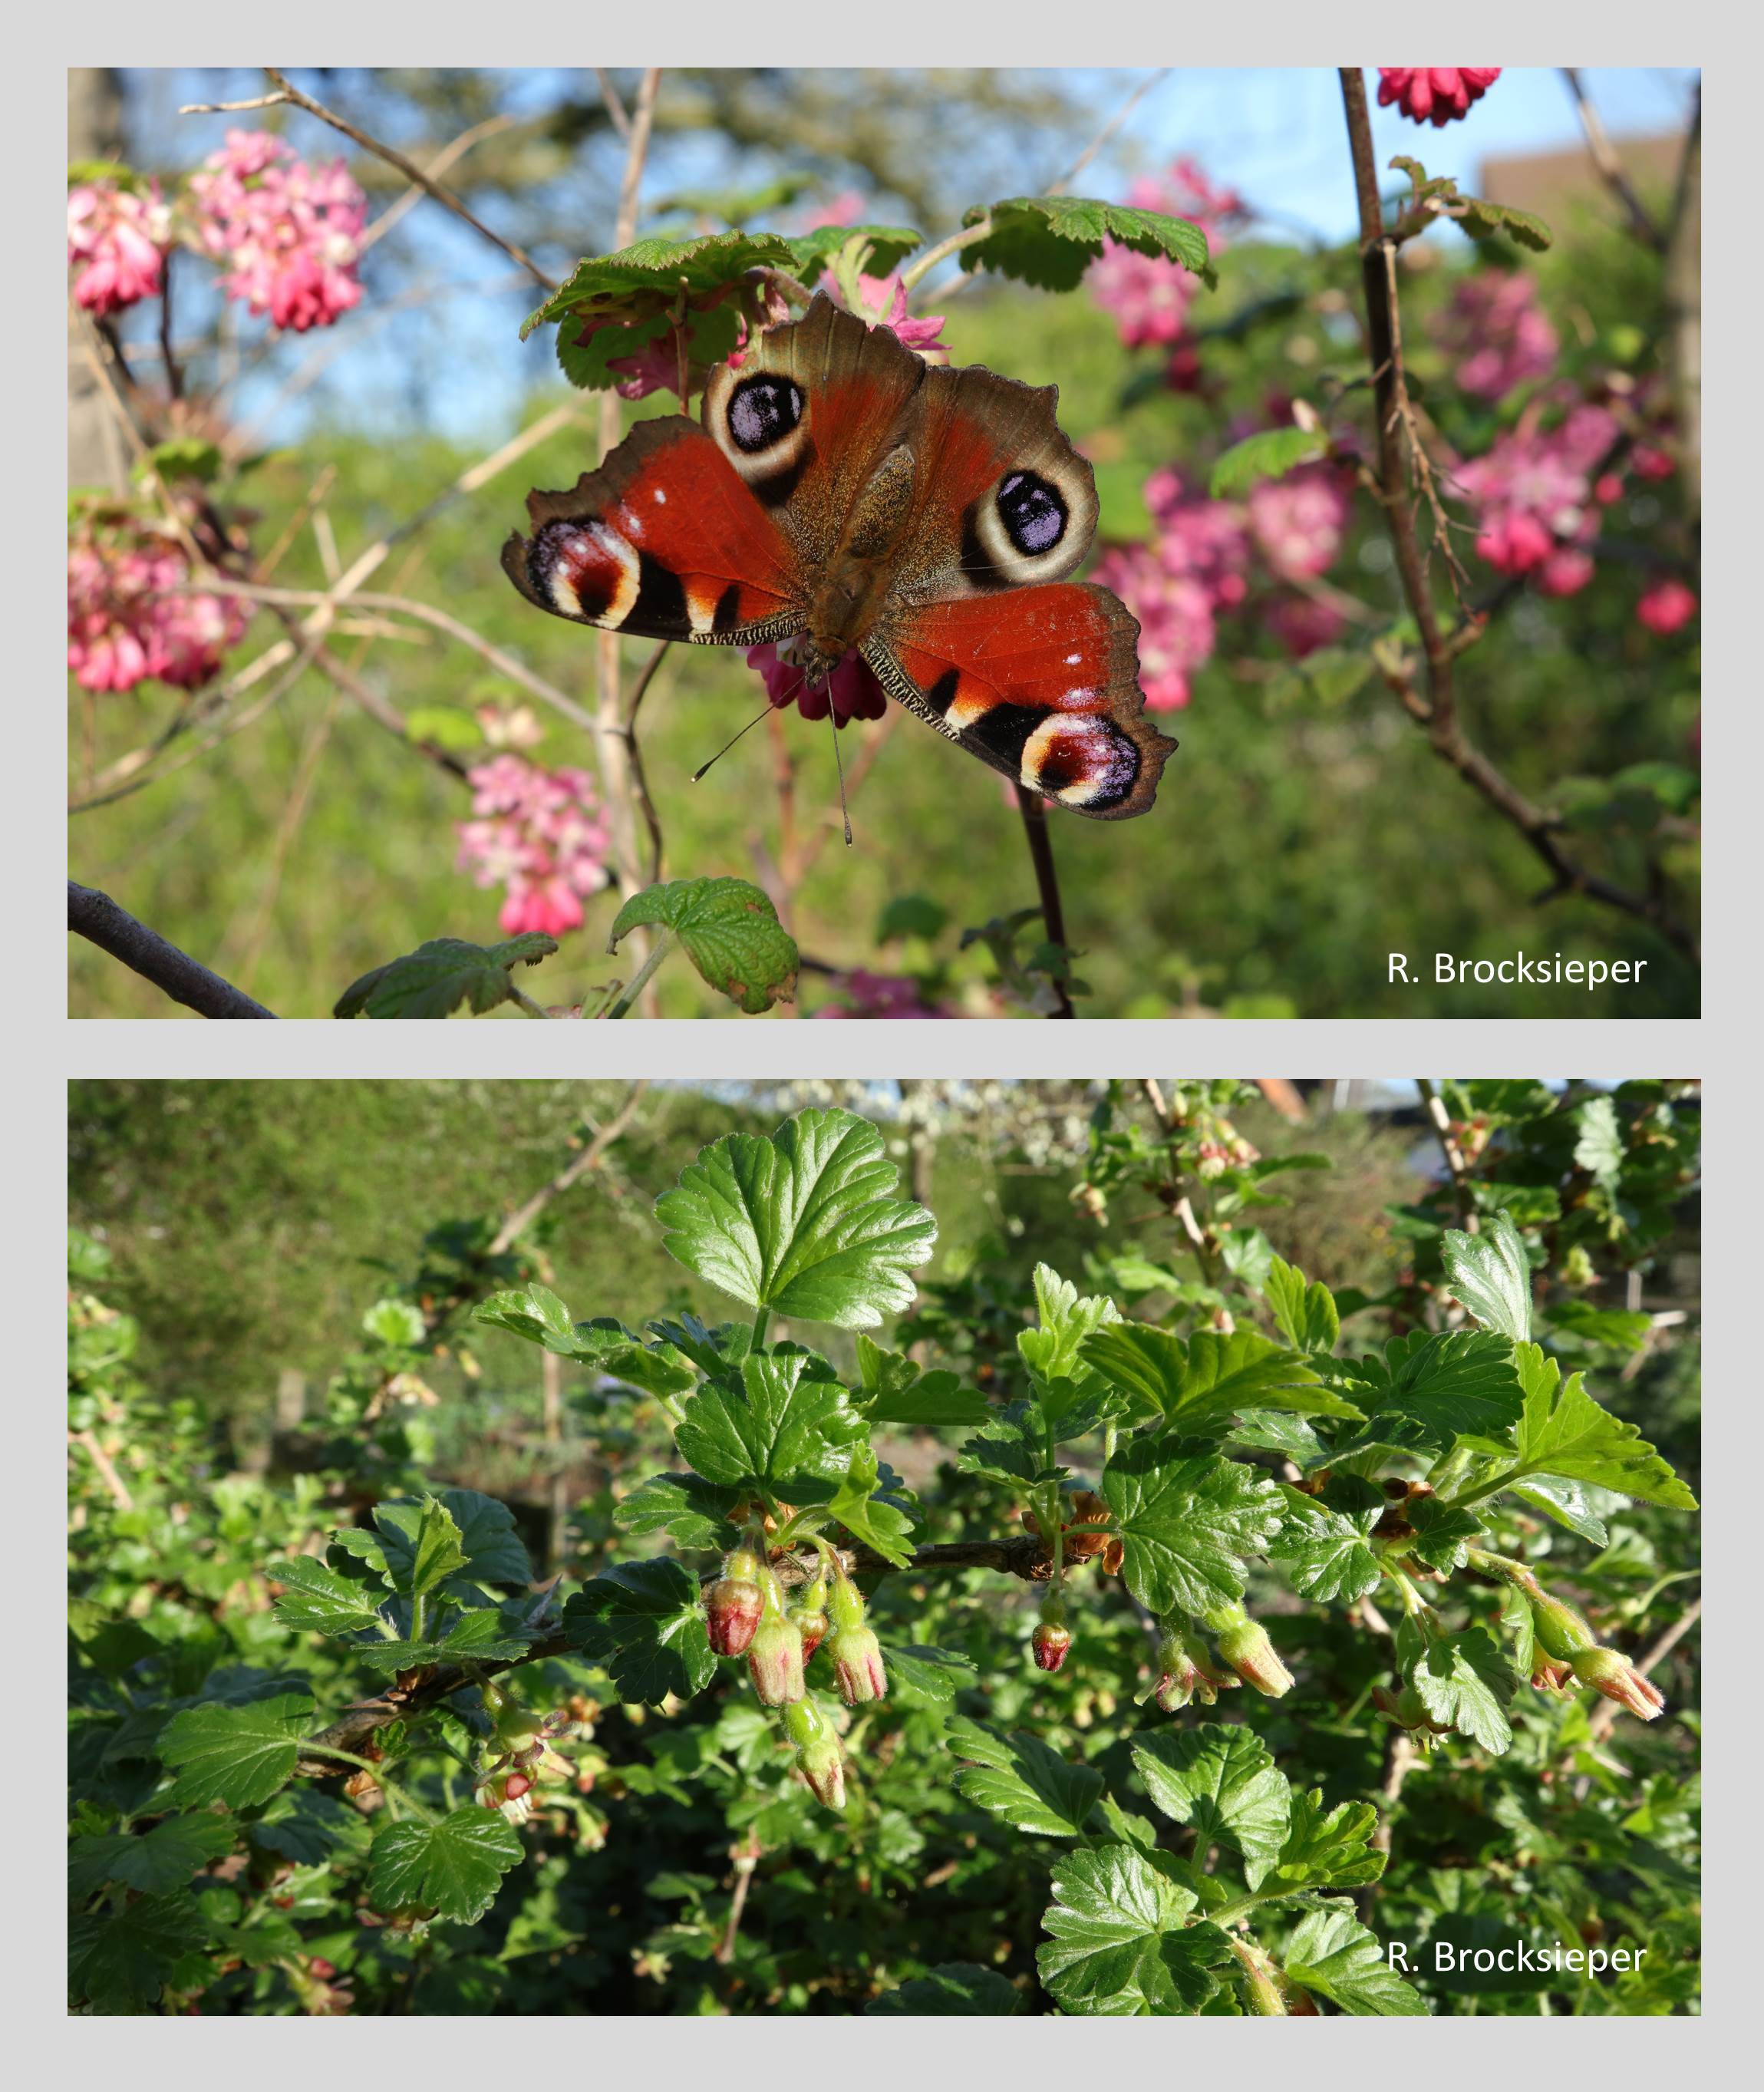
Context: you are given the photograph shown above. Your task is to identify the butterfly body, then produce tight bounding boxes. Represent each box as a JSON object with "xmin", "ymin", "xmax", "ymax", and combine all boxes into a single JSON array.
[{"xmin": 504, "ymin": 295, "xmax": 1175, "ymax": 817}]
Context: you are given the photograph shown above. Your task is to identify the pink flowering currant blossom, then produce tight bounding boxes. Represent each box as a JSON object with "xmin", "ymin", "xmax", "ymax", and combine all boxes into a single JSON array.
[
  {"xmin": 746, "ymin": 640, "xmax": 889, "ymax": 727},
  {"xmin": 190, "ymin": 129, "xmax": 367, "ymax": 332},
  {"xmin": 456, "ymin": 754, "xmax": 612, "ymax": 939},
  {"xmin": 1093, "ymin": 467, "xmax": 1252, "ymax": 711},
  {"xmin": 1088, "ymin": 162, "xmax": 1241, "ymax": 358},
  {"xmin": 1435, "ymin": 270, "xmax": 1558, "ymax": 401},
  {"xmin": 1455, "ymin": 401, "xmax": 1618, "ymax": 592},
  {"xmin": 826, "ymin": 269, "xmax": 948, "ymax": 356},
  {"xmin": 68, "ymin": 522, "xmax": 249, "ymax": 695},
  {"xmin": 67, "ymin": 179, "xmax": 171, "ymax": 318},
  {"xmin": 1377, "ymin": 68, "xmax": 1502, "ymax": 127},
  {"xmin": 1636, "ymin": 579, "xmax": 1697, "ymax": 635},
  {"xmin": 1247, "ymin": 466, "xmax": 1350, "ymax": 585},
  {"xmin": 814, "ymin": 969, "xmax": 952, "ymax": 1019}
]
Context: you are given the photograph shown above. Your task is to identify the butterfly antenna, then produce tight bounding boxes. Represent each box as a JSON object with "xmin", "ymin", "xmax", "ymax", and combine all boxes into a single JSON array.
[
  {"xmin": 827, "ymin": 689, "xmax": 853, "ymax": 846},
  {"xmin": 691, "ymin": 704, "xmax": 773, "ymax": 783}
]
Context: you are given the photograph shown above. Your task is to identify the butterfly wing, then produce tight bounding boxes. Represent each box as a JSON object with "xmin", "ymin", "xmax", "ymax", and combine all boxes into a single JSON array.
[
  {"xmin": 863, "ymin": 584, "xmax": 1175, "ymax": 820},
  {"xmin": 501, "ymin": 417, "xmax": 802, "ymax": 645}
]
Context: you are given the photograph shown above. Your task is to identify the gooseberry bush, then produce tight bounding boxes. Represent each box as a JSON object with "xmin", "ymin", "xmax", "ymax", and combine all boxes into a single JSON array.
[{"xmin": 69, "ymin": 1083, "xmax": 1700, "ymax": 2014}]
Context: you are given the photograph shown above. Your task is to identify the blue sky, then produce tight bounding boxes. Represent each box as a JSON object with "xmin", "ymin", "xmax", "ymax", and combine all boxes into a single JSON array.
[{"xmin": 117, "ymin": 67, "xmax": 1698, "ymax": 449}]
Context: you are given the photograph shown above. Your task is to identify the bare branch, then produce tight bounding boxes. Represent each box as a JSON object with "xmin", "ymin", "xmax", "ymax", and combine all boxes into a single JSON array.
[
  {"xmin": 1561, "ymin": 69, "xmax": 1663, "ymax": 252},
  {"xmin": 69, "ymin": 881, "xmax": 277, "ymax": 1018},
  {"xmin": 1015, "ymin": 787, "xmax": 1076, "ymax": 1018}
]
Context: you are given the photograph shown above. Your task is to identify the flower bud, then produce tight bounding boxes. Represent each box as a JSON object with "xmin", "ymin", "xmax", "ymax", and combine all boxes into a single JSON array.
[
  {"xmin": 1371, "ymin": 1684, "xmax": 1449, "ymax": 1736},
  {"xmin": 1530, "ymin": 1655, "xmax": 1574, "ymax": 1693},
  {"xmin": 825, "ymin": 1568, "xmax": 885, "ymax": 1701},
  {"xmin": 706, "ymin": 1546, "xmax": 765, "ymax": 1657},
  {"xmin": 746, "ymin": 1584, "xmax": 805, "ymax": 1707},
  {"xmin": 782, "ymin": 1694, "xmax": 846, "ymax": 1810},
  {"xmin": 1150, "ymin": 1627, "xmax": 1236, "ymax": 1711},
  {"xmin": 493, "ymin": 1698, "xmax": 544, "ymax": 1756},
  {"xmin": 1571, "ymin": 1646, "xmax": 1667, "ymax": 1721},
  {"xmin": 790, "ymin": 1566, "xmax": 830, "ymax": 1661},
  {"xmin": 1528, "ymin": 1591, "xmax": 1597, "ymax": 1662},
  {"xmin": 1200, "ymin": 1601, "xmax": 1294, "ymax": 1699}
]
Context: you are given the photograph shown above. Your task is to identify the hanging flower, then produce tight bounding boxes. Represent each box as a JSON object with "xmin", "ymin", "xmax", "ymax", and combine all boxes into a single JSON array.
[
  {"xmin": 456, "ymin": 754, "xmax": 612, "ymax": 938},
  {"xmin": 1088, "ymin": 160, "xmax": 1242, "ymax": 357},
  {"xmin": 1377, "ymin": 69, "xmax": 1502, "ymax": 128},
  {"xmin": 190, "ymin": 128, "xmax": 367, "ymax": 332},
  {"xmin": 1434, "ymin": 270, "xmax": 1558, "ymax": 402},
  {"xmin": 1637, "ymin": 579, "xmax": 1697, "ymax": 635},
  {"xmin": 826, "ymin": 269, "xmax": 948, "ymax": 357},
  {"xmin": 67, "ymin": 178, "xmax": 171, "ymax": 318},
  {"xmin": 67, "ymin": 519, "xmax": 249, "ymax": 695},
  {"xmin": 745, "ymin": 638, "xmax": 888, "ymax": 727}
]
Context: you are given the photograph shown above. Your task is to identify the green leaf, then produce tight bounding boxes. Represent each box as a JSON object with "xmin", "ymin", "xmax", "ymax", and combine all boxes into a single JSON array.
[
  {"xmin": 68, "ymin": 1813, "xmax": 236, "ymax": 1899},
  {"xmin": 1208, "ymin": 425, "xmax": 1327, "ymax": 499},
  {"xmin": 608, "ymin": 876, "xmax": 799, "ymax": 1014},
  {"xmin": 435, "ymin": 1490, "xmax": 535, "ymax": 1587},
  {"xmin": 69, "ymin": 1892, "xmax": 209, "ymax": 2011},
  {"xmin": 1544, "ymin": 1300, "xmax": 1654, "ymax": 1354},
  {"xmin": 674, "ymin": 1351, "xmax": 867, "ymax": 1492},
  {"xmin": 367, "ymin": 1491, "xmax": 531, "ymax": 1592},
  {"xmin": 1505, "ymin": 1344, "xmax": 1696, "ymax": 1509},
  {"xmin": 1264, "ymin": 1255, "xmax": 1340, "ymax": 1355},
  {"xmin": 1404, "ymin": 1496, "xmax": 1483, "ymax": 1573},
  {"xmin": 1337, "ymin": 1331, "xmax": 1526, "ymax": 1451},
  {"xmin": 1018, "ymin": 1264, "xmax": 1122, "ymax": 1421},
  {"xmin": 961, "ymin": 195, "xmax": 1211, "ymax": 292},
  {"xmin": 1267, "ymin": 1790, "xmax": 1386, "ymax": 1892},
  {"xmin": 1458, "ymin": 194, "xmax": 1552, "ymax": 252},
  {"xmin": 656, "ymin": 1107, "xmax": 937, "ymax": 1329},
  {"xmin": 1510, "ymin": 1474, "xmax": 1608, "ymax": 1547},
  {"xmin": 139, "ymin": 436, "xmax": 224, "ymax": 486},
  {"xmin": 1131, "ymin": 1727, "xmax": 1291, "ymax": 1888},
  {"xmin": 362, "ymin": 1297, "xmax": 425, "ymax": 1348},
  {"xmin": 1439, "ymin": 1211, "xmax": 1533, "ymax": 1341},
  {"xmin": 1281, "ymin": 1902, "xmax": 1428, "ymax": 2014},
  {"xmin": 1267, "ymin": 1484, "xmax": 1381, "ymax": 1602},
  {"xmin": 824, "ymin": 1443, "xmax": 918, "ymax": 1566},
  {"xmin": 1573, "ymin": 1095, "xmax": 1626, "ymax": 1191},
  {"xmin": 158, "ymin": 1693, "xmax": 315, "ymax": 1810},
  {"xmin": 1410, "ymin": 1628, "xmax": 1517, "ymax": 1753},
  {"xmin": 948, "ymin": 1716, "xmax": 1102, "ymax": 1837},
  {"xmin": 1083, "ymin": 1326, "xmax": 1357, "ymax": 1434},
  {"xmin": 882, "ymin": 1645, "xmax": 978, "ymax": 1704},
  {"xmin": 368, "ymin": 1807, "xmax": 524, "ymax": 1924},
  {"xmin": 613, "ymin": 1471, "xmax": 742, "ymax": 1551},
  {"xmin": 1101, "ymin": 1433, "xmax": 1284, "ymax": 1617},
  {"xmin": 868, "ymin": 1962, "xmax": 1020, "ymax": 2014},
  {"xmin": 853, "ymin": 1335, "xmax": 991, "ymax": 1425},
  {"xmin": 334, "ymin": 934, "xmax": 557, "ymax": 1018},
  {"xmin": 368, "ymin": 1497, "xmax": 467, "ymax": 1599},
  {"xmin": 1037, "ymin": 1846, "xmax": 1228, "ymax": 2014},
  {"xmin": 955, "ymin": 1400, "xmax": 1061, "ymax": 1487},
  {"xmin": 354, "ymin": 1605, "xmax": 536, "ymax": 1674},
  {"xmin": 269, "ymin": 1557, "xmax": 387, "ymax": 1637},
  {"xmin": 523, "ymin": 231, "xmax": 797, "ymax": 340},
  {"xmin": 563, "ymin": 1559, "xmax": 715, "ymax": 1704},
  {"xmin": 781, "ymin": 223, "xmax": 923, "ymax": 283}
]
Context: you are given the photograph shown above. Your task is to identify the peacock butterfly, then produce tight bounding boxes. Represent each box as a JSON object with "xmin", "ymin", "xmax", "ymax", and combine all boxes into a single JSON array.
[{"xmin": 502, "ymin": 294, "xmax": 1175, "ymax": 818}]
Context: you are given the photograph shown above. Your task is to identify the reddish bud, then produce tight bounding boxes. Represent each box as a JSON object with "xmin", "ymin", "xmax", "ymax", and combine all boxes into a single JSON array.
[
  {"xmin": 790, "ymin": 1565, "xmax": 831, "ymax": 1661},
  {"xmin": 829, "ymin": 1623, "xmax": 887, "ymax": 1704},
  {"xmin": 1032, "ymin": 1620, "xmax": 1073, "ymax": 1672},
  {"xmin": 747, "ymin": 1609, "xmax": 805, "ymax": 1707},
  {"xmin": 1571, "ymin": 1646, "xmax": 1667, "ymax": 1721},
  {"xmin": 1530, "ymin": 1655, "xmax": 1574, "ymax": 1693},
  {"xmin": 782, "ymin": 1694, "xmax": 846, "ymax": 1810},
  {"xmin": 1529, "ymin": 1591, "xmax": 1597, "ymax": 1663},
  {"xmin": 1201, "ymin": 1601, "xmax": 1294, "ymax": 1699},
  {"xmin": 1151, "ymin": 1628, "xmax": 1236, "ymax": 1711},
  {"xmin": 707, "ymin": 1547, "xmax": 766, "ymax": 1657}
]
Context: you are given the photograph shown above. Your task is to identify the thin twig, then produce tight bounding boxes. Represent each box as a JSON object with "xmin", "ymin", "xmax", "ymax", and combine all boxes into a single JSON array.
[
  {"xmin": 714, "ymin": 1832, "xmax": 763, "ymax": 1965},
  {"xmin": 1337, "ymin": 68, "xmax": 1696, "ymax": 967},
  {"xmin": 487, "ymin": 1082, "xmax": 649, "ymax": 1256},
  {"xmin": 257, "ymin": 72, "xmax": 556, "ymax": 290},
  {"xmin": 623, "ymin": 642, "xmax": 672, "ymax": 886},
  {"xmin": 1014, "ymin": 786, "xmax": 1075, "ymax": 1018},
  {"xmin": 1416, "ymin": 1078, "xmax": 1475, "ymax": 1232},
  {"xmin": 357, "ymin": 113, "xmax": 522, "ymax": 256},
  {"xmin": 1561, "ymin": 70, "xmax": 1663, "ymax": 251},
  {"xmin": 68, "ymin": 881, "xmax": 278, "ymax": 1018},
  {"xmin": 70, "ymin": 1430, "xmax": 134, "ymax": 1510}
]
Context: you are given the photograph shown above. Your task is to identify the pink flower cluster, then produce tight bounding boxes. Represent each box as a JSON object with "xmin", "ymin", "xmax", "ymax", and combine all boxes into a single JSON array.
[
  {"xmin": 747, "ymin": 640, "xmax": 889, "ymax": 728},
  {"xmin": 814, "ymin": 969, "xmax": 951, "ymax": 1019},
  {"xmin": 826, "ymin": 269, "xmax": 948, "ymax": 356},
  {"xmin": 67, "ymin": 523, "xmax": 249, "ymax": 694},
  {"xmin": 67, "ymin": 179, "xmax": 170, "ymax": 318},
  {"xmin": 457, "ymin": 754, "xmax": 612, "ymax": 939},
  {"xmin": 1377, "ymin": 68, "xmax": 1502, "ymax": 128},
  {"xmin": 190, "ymin": 129, "xmax": 366, "ymax": 333},
  {"xmin": 1089, "ymin": 161, "xmax": 1242, "ymax": 359},
  {"xmin": 1435, "ymin": 270, "xmax": 1559, "ymax": 402},
  {"xmin": 1093, "ymin": 457, "xmax": 1350, "ymax": 711},
  {"xmin": 1637, "ymin": 579, "xmax": 1696, "ymax": 636},
  {"xmin": 1455, "ymin": 401, "xmax": 1620, "ymax": 597}
]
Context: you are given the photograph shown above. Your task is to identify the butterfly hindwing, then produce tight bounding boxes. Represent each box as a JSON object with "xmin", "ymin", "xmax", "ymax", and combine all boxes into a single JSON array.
[
  {"xmin": 864, "ymin": 584, "xmax": 1175, "ymax": 820},
  {"xmin": 501, "ymin": 417, "xmax": 801, "ymax": 646}
]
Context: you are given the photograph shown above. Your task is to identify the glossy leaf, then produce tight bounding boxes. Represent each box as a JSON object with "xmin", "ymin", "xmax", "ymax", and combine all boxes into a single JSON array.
[
  {"xmin": 159, "ymin": 1692, "xmax": 314, "ymax": 1810},
  {"xmin": 1281, "ymin": 1902, "xmax": 1428, "ymax": 2014},
  {"xmin": 335, "ymin": 935, "xmax": 557, "ymax": 1019},
  {"xmin": 564, "ymin": 1558, "xmax": 715, "ymax": 1704},
  {"xmin": 948, "ymin": 1717, "xmax": 1102, "ymax": 1838},
  {"xmin": 1102, "ymin": 1433, "xmax": 1284, "ymax": 1617},
  {"xmin": 1131, "ymin": 1727, "xmax": 1291, "ymax": 1888},
  {"xmin": 1439, "ymin": 1211, "xmax": 1533, "ymax": 1341},
  {"xmin": 1037, "ymin": 1846, "xmax": 1228, "ymax": 2014},
  {"xmin": 608, "ymin": 876, "xmax": 799, "ymax": 1015},
  {"xmin": 368, "ymin": 1807, "xmax": 524, "ymax": 1924}
]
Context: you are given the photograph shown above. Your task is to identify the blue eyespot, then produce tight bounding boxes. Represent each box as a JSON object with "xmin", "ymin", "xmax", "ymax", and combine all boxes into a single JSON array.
[
  {"xmin": 727, "ymin": 376, "xmax": 804, "ymax": 454},
  {"xmin": 997, "ymin": 470, "xmax": 1067, "ymax": 556}
]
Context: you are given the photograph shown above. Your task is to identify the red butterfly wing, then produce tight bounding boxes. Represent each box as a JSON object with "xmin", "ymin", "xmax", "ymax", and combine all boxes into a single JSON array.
[
  {"xmin": 502, "ymin": 417, "xmax": 802, "ymax": 645},
  {"xmin": 864, "ymin": 585, "xmax": 1175, "ymax": 820}
]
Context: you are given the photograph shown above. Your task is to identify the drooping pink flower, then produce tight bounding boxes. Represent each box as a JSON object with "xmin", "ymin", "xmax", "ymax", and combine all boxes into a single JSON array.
[
  {"xmin": 814, "ymin": 969, "xmax": 952, "ymax": 1019},
  {"xmin": 1264, "ymin": 592, "xmax": 1345, "ymax": 658},
  {"xmin": 1536, "ymin": 547, "xmax": 1595, "ymax": 599},
  {"xmin": 803, "ymin": 190, "xmax": 866, "ymax": 231},
  {"xmin": 1636, "ymin": 579, "xmax": 1697, "ymax": 635},
  {"xmin": 190, "ymin": 129, "xmax": 366, "ymax": 333},
  {"xmin": 1091, "ymin": 543, "xmax": 1217, "ymax": 712},
  {"xmin": 1435, "ymin": 270, "xmax": 1558, "ymax": 401},
  {"xmin": 1377, "ymin": 68, "xmax": 1502, "ymax": 128},
  {"xmin": 1248, "ymin": 467, "xmax": 1350, "ymax": 583},
  {"xmin": 1632, "ymin": 444, "xmax": 1676, "ymax": 482},
  {"xmin": 456, "ymin": 754, "xmax": 612, "ymax": 937},
  {"xmin": 746, "ymin": 640, "xmax": 888, "ymax": 727},
  {"xmin": 1088, "ymin": 160, "xmax": 1241, "ymax": 355},
  {"xmin": 67, "ymin": 522, "xmax": 249, "ymax": 695},
  {"xmin": 67, "ymin": 179, "xmax": 171, "ymax": 317},
  {"xmin": 1456, "ymin": 404, "xmax": 1617, "ymax": 579},
  {"xmin": 826, "ymin": 269, "xmax": 948, "ymax": 356}
]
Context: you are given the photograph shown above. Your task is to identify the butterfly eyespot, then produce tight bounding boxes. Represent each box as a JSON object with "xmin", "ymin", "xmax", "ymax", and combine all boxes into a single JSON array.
[
  {"xmin": 727, "ymin": 375, "xmax": 804, "ymax": 455},
  {"xmin": 996, "ymin": 470, "xmax": 1067, "ymax": 557}
]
